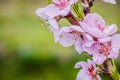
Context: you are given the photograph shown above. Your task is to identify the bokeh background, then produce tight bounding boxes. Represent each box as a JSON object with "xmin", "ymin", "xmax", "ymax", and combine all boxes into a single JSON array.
[{"xmin": 0, "ymin": 0, "xmax": 120, "ymax": 80}]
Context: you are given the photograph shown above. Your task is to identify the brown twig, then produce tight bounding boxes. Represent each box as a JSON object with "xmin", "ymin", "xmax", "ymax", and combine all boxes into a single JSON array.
[
  {"xmin": 65, "ymin": 12, "xmax": 80, "ymax": 26},
  {"xmin": 103, "ymin": 59, "xmax": 115, "ymax": 80}
]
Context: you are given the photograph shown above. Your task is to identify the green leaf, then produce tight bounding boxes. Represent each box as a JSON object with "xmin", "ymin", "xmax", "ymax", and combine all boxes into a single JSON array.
[
  {"xmin": 111, "ymin": 59, "xmax": 120, "ymax": 80},
  {"xmin": 73, "ymin": 2, "xmax": 84, "ymax": 19}
]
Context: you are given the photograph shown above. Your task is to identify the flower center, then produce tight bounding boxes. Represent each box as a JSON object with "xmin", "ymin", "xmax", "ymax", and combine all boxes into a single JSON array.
[
  {"xmin": 53, "ymin": 0, "xmax": 69, "ymax": 9},
  {"xmin": 88, "ymin": 65, "xmax": 96, "ymax": 78},
  {"xmin": 69, "ymin": 30, "xmax": 81, "ymax": 35},
  {"xmin": 99, "ymin": 42, "xmax": 111, "ymax": 56}
]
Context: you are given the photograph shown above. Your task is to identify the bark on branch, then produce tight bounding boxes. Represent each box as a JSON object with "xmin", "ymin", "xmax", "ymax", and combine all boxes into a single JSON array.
[
  {"xmin": 82, "ymin": 0, "xmax": 95, "ymax": 15},
  {"xmin": 65, "ymin": 12, "xmax": 80, "ymax": 26}
]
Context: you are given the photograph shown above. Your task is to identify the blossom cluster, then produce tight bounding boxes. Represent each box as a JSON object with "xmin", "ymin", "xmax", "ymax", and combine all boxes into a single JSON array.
[{"xmin": 36, "ymin": 0, "xmax": 119, "ymax": 80}]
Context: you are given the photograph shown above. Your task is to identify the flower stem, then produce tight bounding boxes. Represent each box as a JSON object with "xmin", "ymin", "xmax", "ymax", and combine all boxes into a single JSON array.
[
  {"xmin": 65, "ymin": 12, "xmax": 80, "ymax": 26},
  {"xmin": 111, "ymin": 59, "xmax": 120, "ymax": 80},
  {"xmin": 103, "ymin": 59, "xmax": 120, "ymax": 80}
]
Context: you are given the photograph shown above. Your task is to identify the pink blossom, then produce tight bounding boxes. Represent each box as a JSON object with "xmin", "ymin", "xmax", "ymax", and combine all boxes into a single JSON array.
[
  {"xmin": 52, "ymin": 30, "xmax": 60, "ymax": 43},
  {"xmin": 36, "ymin": 0, "xmax": 79, "ymax": 39},
  {"xmin": 75, "ymin": 33, "xmax": 94, "ymax": 54},
  {"xmin": 80, "ymin": 13, "xmax": 119, "ymax": 64},
  {"xmin": 36, "ymin": 4, "xmax": 60, "ymax": 19},
  {"xmin": 59, "ymin": 25, "xmax": 84, "ymax": 53},
  {"xmin": 48, "ymin": 18, "xmax": 59, "ymax": 30},
  {"xmin": 52, "ymin": 0, "xmax": 79, "ymax": 16},
  {"xmin": 75, "ymin": 59, "xmax": 101, "ymax": 80},
  {"xmin": 36, "ymin": 5, "xmax": 60, "ymax": 42},
  {"xmin": 52, "ymin": 0, "xmax": 69, "ymax": 9},
  {"xmin": 85, "ymin": 34, "xmax": 120, "ymax": 65},
  {"xmin": 48, "ymin": 19, "xmax": 60, "ymax": 43},
  {"xmin": 102, "ymin": 0, "xmax": 116, "ymax": 4},
  {"xmin": 59, "ymin": 25, "xmax": 94, "ymax": 54},
  {"xmin": 36, "ymin": 0, "xmax": 78, "ymax": 20},
  {"xmin": 80, "ymin": 13, "xmax": 117, "ymax": 38}
]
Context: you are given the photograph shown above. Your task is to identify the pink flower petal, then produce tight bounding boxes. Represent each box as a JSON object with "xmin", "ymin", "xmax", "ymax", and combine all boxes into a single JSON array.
[
  {"xmin": 36, "ymin": 4, "xmax": 60, "ymax": 19},
  {"xmin": 69, "ymin": 0, "xmax": 78, "ymax": 5},
  {"xmin": 80, "ymin": 22, "xmax": 106, "ymax": 38},
  {"xmin": 102, "ymin": 0, "xmax": 116, "ymax": 4},
  {"xmin": 44, "ymin": 4, "xmax": 60, "ymax": 17},
  {"xmin": 48, "ymin": 19, "xmax": 59, "ymax": 30},
  {"xmin": 36, "ymin": 8, "xmax": 48, "ymax": 19},
  {"xmin": 108, "ymin": 50, "xmax": 118, "ymax": 59},
  {"xmin": 76, "ymin": 70, "xmax": 92, "ymax": 80},
  {"xmin": 98, "ymin": 37, "xmax": 111, "ymax": 43},
  {"xmin": 75, "ymin": 60, "xmax": 101, "ymax": 80},
  {"xmin": 53, "ymin": 30, "xmax": 60, "ymax": 43},
  {"xmin": 83, "ymin": 33, "xmax": 94, "ymax": 47},
  {"xmin": 111, "ymin": 34, "xmax": 120, "ymax": 49},
  {"xmin": 103, "ymin": 24, "xmax": 117, "ymax": 35},
  {"xmin": 60, "ymin": 5, "xmax": 71, "ymax": 16},
  {"xmin": 44, "ymin": 4, "xmax": 60, "ymax": 19},
  {"xmin": 59, "ymin": 25, "xmax": 84, "ymax": 47},
  {"xmin": 112, "ymin": 47, "xmax": 119, "ymax": 53},
  {"xmin": 87, "ymin": 59, "xmax": 96, "ymax": 68},
  {"xmin": 83, "ymin": 46, "xmax": 95, "ymax": 55},
  {"xmin": 83, "ymin": 13, "xmax": 105, "ymax": 29},
  {"xmin": 75, "ymin": 61, "xmax": 89, "ymax": 69},
  {"xmin": 93, "ymin": 53, "xmax": 106, "ymax": 65},
  {"xmin": 74, "ymin": 38, "xmax": 83, "ymax": 54},
  {"xmin": 84, "ymin": 42, "xmax": 100, "ymax": 55},
  {"xmin": 59, "ymin": 31, "xmax": 78, "ymax": 47},
  {"xmin": 71, "ymin": 26, "xmax": 84, "ymax": 32},
  {"xmin": 60, "ymin": 27, "xmax": 73, "ymax": 33}
]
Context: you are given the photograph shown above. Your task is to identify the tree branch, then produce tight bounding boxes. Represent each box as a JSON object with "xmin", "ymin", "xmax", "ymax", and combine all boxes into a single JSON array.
[
  {"xmin": 103, "ymin": 59, "xmax": 115, "ymax": 80},
  {"xmin": 81, "ymin": 0, "xmax": 95, "ymax": 15},
  {"xmin": 65, "ymin": 12, "xmax": 80, "ymax": 26}
]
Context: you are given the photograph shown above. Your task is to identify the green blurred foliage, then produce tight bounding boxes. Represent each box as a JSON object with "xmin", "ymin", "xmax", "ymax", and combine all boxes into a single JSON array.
[{"xmin": 0, "ymin": 0, "xmax": 120, "ymax": 80}]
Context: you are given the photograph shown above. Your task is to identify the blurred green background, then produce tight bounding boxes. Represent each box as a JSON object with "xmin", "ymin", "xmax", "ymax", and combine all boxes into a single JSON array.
[{"xmin": 0, "ymin": 0, "xmax": 120, "ymax": 80}]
